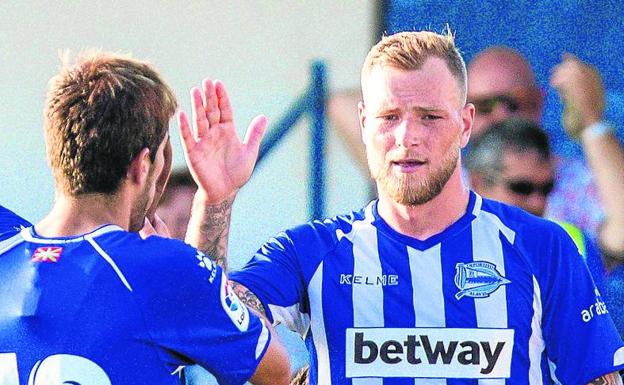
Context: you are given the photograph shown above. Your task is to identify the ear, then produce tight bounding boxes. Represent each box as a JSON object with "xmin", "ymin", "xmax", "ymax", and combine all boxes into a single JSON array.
[
  {"xmin": 460, "ymin": 103, "xmax": 475, "ymax": 148},
  {"xmin": 127, "ymin": 148, "xmax": 152, "ymax": 186},
  {"xmin": 358, "ymin": 100, "xmax": 367, "ymax": 144},
  {"xmin": 145, "ymin": 137, "xmax": 172, "ymax": 222}
]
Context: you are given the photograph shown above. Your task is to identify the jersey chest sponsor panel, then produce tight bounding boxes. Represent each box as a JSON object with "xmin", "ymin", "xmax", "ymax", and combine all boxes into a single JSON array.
[
  {"xmin": 0, "ymin": 226, "xmax": 268, "ymax": 385},
  {"xmin": 306, "ymin": 195, "xmax": 540, "ymax": 384}
]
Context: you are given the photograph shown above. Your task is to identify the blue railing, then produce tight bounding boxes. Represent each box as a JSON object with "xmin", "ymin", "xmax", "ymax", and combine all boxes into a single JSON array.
[{"xmin": 257, "ymin": 61, "xmax": 327, "ymax": 220}]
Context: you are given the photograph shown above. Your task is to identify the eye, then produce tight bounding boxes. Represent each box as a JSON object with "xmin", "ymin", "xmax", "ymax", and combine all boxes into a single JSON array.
[
  {"xmin": 381, "ymin": 114, "xmax": 398, "ymax": 121},
  {"xmin": 423, "ymin": 114, "xmax": 442, "ymax": 121}
]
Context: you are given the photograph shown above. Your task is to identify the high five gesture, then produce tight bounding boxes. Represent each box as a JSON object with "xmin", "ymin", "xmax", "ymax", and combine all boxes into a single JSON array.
[
  {"xmin": 179, "ymin": 79, "xmax": 267, "ymax": 271},
  {"xmin": 178, "ymin": 79, "xmax": 267, "ymax": 204}
]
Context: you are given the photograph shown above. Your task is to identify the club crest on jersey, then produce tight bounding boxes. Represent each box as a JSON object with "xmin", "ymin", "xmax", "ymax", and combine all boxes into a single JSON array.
[
  {"xmin": 454, "ymin": 261, "xmax": 510, "ymax": 299},
  {"xmin": 31, "ymin": 247, "xmax": 64, "ymax": 263}
]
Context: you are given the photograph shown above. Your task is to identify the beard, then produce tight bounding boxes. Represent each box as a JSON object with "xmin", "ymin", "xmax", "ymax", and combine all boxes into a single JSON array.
[{"xmin": 369, "ymin": 141, "xmax": 460, "ymax": 206}]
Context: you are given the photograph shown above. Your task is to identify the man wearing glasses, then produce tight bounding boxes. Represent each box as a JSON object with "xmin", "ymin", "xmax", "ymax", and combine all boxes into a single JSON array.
[
  {"xmin": 467, "ymin": 47, "xmax": 624, "ymax": 261},
  {"xmin": 466, "ymin": 116, "xmax": 624, "ymax": 338}
]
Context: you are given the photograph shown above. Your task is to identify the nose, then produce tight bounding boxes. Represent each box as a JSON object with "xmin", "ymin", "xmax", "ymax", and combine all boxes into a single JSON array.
[
  {"xmin": 395, "ymin": 117, "xmax": 421, "ymax": 148},
  {"xmin": 489, "ymin": 102, "xmax": 515, "ymax": 124}
]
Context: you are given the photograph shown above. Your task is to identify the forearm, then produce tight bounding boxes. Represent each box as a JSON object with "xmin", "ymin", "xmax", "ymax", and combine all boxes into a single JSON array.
[
  {"xmin": 587, "ymin": 371, "xmax": 623, "ymax": 385},
  {"xmin": 582, "ymin": 131, "xmax": 624, "ymax": 255},
  {"xmin": 185, "ymin": 190, "xmax": 235, "ymax": 272}
]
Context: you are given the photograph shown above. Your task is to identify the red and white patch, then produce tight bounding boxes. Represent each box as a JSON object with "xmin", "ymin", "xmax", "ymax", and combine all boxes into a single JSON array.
[{"xmin": 31, "ymin": 247, "xmax": 64, "ymax": 263}]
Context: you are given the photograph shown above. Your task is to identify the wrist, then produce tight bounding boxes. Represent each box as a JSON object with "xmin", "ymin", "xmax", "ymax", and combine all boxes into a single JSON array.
[
  {"xmin": 580, "ymin": 121, "xmax": 614, "ymax": 142},
  {"xmin": 193, "ymin": 189, "xmax": 238, "ymax": 206}
]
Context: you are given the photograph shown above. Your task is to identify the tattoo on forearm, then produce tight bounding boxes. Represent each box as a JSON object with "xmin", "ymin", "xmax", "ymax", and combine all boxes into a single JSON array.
[
  {"xmin": 187, "ymin": 198, "xmax": 233, "ymax": 273},
  {"xmin": 588, "ymin": 372, "xmax": 623, "ymax": 385},
  {"xmin": 230, "ymin": 281, "xmax": 267, "ymax": 317}
]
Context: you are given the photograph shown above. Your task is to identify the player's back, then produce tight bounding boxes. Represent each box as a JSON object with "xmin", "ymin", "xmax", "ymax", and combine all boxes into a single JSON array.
[{"xmin": 0, "ymin": 224, "xmax": 269, "ymax": 385}]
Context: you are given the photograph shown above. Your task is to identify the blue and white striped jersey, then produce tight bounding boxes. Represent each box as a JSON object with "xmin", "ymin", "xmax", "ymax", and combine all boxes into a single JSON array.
[
  {"xmin": 230, "ymin": 192, "xmax": 624, "ymax": 385},
  {"xmin": 0, "ymin": 225, "xmax": 269, "ymax": 385}
]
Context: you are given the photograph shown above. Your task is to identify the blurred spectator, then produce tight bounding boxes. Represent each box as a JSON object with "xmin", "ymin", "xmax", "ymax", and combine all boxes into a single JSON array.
[
  {"xmin": 465, "ymin": 118, "xmax": 553, "ymax": 217},
  {"xmin": 466, "ymin": 117, "xmax": 624, "ymax": 336},
  {"xmin": 467, "ymin": 47, "xmax": 624, "ymax": 257},
  {"xmin": 156, "ymin": 169, "xmax": 196, "ymax": 240}
]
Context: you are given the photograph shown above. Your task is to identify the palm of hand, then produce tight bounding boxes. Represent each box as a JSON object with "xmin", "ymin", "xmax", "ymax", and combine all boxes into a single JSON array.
[{"xmin": 179, "ymin": 79, "xmax": 267, "ymax": 203}]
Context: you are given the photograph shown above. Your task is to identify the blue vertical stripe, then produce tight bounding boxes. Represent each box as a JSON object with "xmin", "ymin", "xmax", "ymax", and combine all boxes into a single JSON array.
[
  {"xmin": 379, "ymin": 234, "xmax": 414, "ymax": 385},
  {"xmin": 323, "ymin": 241, "xmax": 355, "ymax": 385},
  {"xmin": 441, "ymin": 222, "xmax": 478, "ymax": 385},
  {"xmin": 500, "ymin": 233, "xmax": 537, "ymax": 385}
]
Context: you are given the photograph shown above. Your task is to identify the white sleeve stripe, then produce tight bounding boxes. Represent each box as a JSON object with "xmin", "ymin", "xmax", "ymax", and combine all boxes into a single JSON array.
[
  {"xmin": 255, "ymin": 319, "xmax": 270, "ymax": 359},
  {"xmin": 614, "ymin": 347, "xmax": 624, "ymax": 366},
  {"xmin": 528, "ymin": 276, "xmax": 545, "ymax": 384},
  {"xmin": 0, "ymin": 232, "xmax": 25, "ymax": 254},
  {"xmin": 85, "ymin": 235, "xmax": 133, "ymax": 292},
  {"xmin": 267, "ymin": 303, "xmax": 310, "ymax": 337}
]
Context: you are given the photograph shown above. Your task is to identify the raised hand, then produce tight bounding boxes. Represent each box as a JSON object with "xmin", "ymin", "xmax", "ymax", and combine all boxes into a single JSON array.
[
  {"xmin": 178, "ymin": 79, "xmax": 267, "ymax": 204},
  {"xmin": 550, "ymin": 54, "xmax": 605, "ymax": 138}
]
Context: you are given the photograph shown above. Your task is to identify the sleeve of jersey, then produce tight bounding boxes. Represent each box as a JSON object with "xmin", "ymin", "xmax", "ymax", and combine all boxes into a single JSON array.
[
  {"xmin": 228, "ymin": 232, "xmax": 307, "ymax": 333},
  {"xmin": 138, "ymin": 244, "xmax": 270, "ymax": 385},
  {"xmin": 0, "ymin": 205, "xmax": 31, "ymax": 235},
  {"xmin": 538, "ymin": 225, "xmax": 624, "ymax": 384}
]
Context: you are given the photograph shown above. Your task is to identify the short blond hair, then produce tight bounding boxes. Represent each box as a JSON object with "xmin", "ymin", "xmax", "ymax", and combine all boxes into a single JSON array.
[{"xmin": 362, "ymin": 30, "xmax": 467, "ymax": 102}]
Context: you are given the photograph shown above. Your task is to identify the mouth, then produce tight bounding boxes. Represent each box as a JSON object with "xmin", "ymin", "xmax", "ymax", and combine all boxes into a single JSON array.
[{"xmin": 391, "ymin": 159, "xmax": 427, "ymax": 172}]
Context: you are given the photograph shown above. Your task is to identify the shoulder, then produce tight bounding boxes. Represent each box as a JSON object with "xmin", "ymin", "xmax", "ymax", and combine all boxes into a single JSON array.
[
  {"xmin": 479, "ymin": 197, "xmax": 570, "ymax": 242},
  {"xmin": 267, "ymin": 205, "xmax": 369, "ymax": 263},
  {"xmin": 93, "ymin": 232, "xmax": 215, "ymax": 285},
  {"xmin": 478, "ymin": 197, "xmax": 577, "ymax": 267},
  {"xmin": 283, "ymin": 206, "xmax": 367, "ymax": 247},
  {"xmin": 479, "ymin": 197, "xmax": 587, "ymax": 285},
  {"xmin": 0, "ymin": 204, "xmax": 31, "ymax": 235}
]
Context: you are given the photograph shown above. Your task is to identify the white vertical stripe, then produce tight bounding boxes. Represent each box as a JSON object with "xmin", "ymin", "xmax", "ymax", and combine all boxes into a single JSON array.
[
  {"xmin": 308, "ymin": 262, "xmax": 331, "ymax": 385},
  {"xmin": 528, "ymin": 276, "xmax": 545, "ymax": 385},
  {"xmin": 409, "ymin": 244, "xmax": 446, "ymax": 385},
  {"xmin": 473, "ymin": 211, "xmax": 513, "ymax": 385},
  {"xmin": 85, "ymin": 235, "xmax": 133, "ymax": 292},
  {"xmin": 472, "ymin": 193, "xmax": 483, "ymax": 216},
  {"xmin": 351, "ymin": 207, "xmax": 383, "ymax": 385},
  {"xmin": 408, "ymin": 244, "xmax": 445, "ymax": 326},
  {"xmin": 352, "ymin": 225, "xmax": 383, "ymax": 327}
]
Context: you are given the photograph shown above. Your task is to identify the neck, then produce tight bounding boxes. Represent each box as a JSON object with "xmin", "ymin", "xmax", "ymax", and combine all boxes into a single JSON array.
[
  {"xmin": 36, "ymin": 191, "xmax": 132, "ymax": 237},
  {"xmin": 376, "ymin": 165, "xmax": 470, "ymax": 240}
]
